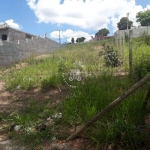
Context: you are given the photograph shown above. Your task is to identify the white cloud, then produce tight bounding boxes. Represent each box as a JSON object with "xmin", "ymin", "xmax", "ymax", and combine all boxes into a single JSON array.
[
  {"xmin": 0, "ymin": 19, "xmax": 21, "ymax": 30},
  {"xmin": 50, "ymin": 29, "xmax": 92, "ymax": 42},
  {"xmin": 27, "ymin": 0, "xmax": 149, "ymax": 33}
]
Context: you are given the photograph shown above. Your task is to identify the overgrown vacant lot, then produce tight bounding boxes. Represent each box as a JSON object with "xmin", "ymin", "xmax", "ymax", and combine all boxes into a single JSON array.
[{"xmin": 0, "ymin": 39, "xmax": 150, "ymax": 150}]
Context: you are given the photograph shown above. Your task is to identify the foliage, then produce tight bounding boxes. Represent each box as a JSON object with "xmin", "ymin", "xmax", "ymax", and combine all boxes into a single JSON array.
[
  {"xmin": 136, "ymin": 9, "xmax": 150, "ymax": 26},
  {"xmin": 140, "ymin": 32, "xmax": 150, "ymax": 46},
  {"xmin": 1, "ymin": 39, "xmax": 150, "ymax": 149},
  {"xmin": 103, "ymin": 44, "xmax": 122, "ymax": 67},
  {"xmin": 76, "ymin": 37, "xmax": 86, "ymax": 43},
  {"xmin": 3, "ymin": 57, "xmax": 60, "ymax": 90},
  {"xmin": 144, "ymin": 35, "xmax": 150, "ymax": 46},
  {"xmin": 95, "ymin": 28, "xmax": 110, "ymax": 37},
  {"xmin": 133, "ymin": 54, "xmax": 150, "ymax": 80},
  {"xmin": 3, "ymin": 100, "xmax": 64, "ymax": 149},
  {"xmin": 125, "ymin": 32, "xmax": 129, "ymax": 42},
  {"xmin": 40, "ymin": 74, "xmax": 63, "ymax": 91},
  {"xmin": 117, "ymin": 17, "xmax": 133, "ymax": 30},
  {"xmin": 134, "ymin": 32, "xmax": 150, "ymax": 47},
  {"xmin": 63, "ymin": 74, "xmax": 148, "ymax": 149},
  {"xmin": 2, "ymin": 42, "xmax": 104, "ymax": 90},
  {"xmin": 71, "ymin": 37, "xmax": 74, "ymax": 43}
]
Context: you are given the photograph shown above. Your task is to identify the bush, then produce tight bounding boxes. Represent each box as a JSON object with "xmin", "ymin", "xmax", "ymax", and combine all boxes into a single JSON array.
[
  {"xmin": 103, "ymin": 46, "xmax": 122, "ymax": 67},
  {"xmin": 139, "ymin": 32, "xmax": 150, "ymax": 46},
  {"xmin": 134, "ymin": 54, "xmax": 150, "ymax": 80},
  {"xmin": 144, "ymin": 35, "xmax": 150, "ymax": 46}
]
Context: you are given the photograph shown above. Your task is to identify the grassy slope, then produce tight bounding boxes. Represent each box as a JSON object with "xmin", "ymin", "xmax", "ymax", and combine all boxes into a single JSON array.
[{"xmin": 0, "ymin": 39, "xmax": 150, "ymax": 149}]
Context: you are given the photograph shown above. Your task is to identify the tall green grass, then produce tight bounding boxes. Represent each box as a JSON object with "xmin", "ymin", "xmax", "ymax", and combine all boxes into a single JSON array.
[
  {"xmin": 2, "ymin": 42, "xmax": 105, "ymax": 90},
  {"xmin": 63, "ymin": 73, "xmax": 148, "ymax": 149},
  {"xmin": 4, "ymin": 100, "xmax": 64, "ymax": 149},
  {"xmin": 1, "ymin": 39, "xmax": 150, "ymax": 149}
]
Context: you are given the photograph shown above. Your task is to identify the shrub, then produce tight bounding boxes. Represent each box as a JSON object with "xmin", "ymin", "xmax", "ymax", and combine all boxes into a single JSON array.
[
  {"xmin": 103, "ymin": 46, "xmax": 122, "ymax": 67},
  {"xmin": 139, "ymin": 32, "xmax": 150, "ymax": 46},
  {"xmin": 144, "ymin": 35, "xmax": 150, "ymax": 46},
  {"xmin": 134, "ymin": 54, "xmax": 150, "ymax": 80}
]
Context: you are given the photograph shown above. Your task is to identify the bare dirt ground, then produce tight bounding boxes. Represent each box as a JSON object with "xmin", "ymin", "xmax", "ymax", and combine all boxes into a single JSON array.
[{"xmin": 0, "ymin": 79, "xmax": 96, "ymax": 150}]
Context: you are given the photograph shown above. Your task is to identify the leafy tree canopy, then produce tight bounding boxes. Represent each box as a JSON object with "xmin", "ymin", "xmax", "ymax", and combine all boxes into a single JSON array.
[
  {"xmin": 95, "ymin": 28, "xmax": 110, "ymax": 37},
  {"xmin": 136, "ymin": 9, "xmax": 150, "ymax": 26},
  {"xmin": 71, "ymin": 37, "xmax": 74, "ymax": 43},
  {"xmin": 117, "ymin": 17, "xmax": 133, "ymax": 30},
  {"xmin": 76, "ymin": 37, "xmax": 86, "ymax": 43}
]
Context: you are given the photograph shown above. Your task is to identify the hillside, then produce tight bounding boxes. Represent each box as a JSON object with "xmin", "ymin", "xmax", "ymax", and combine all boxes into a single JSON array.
[{"xmin": 0, "ymin": 39, "xmax": 150, "ymax": 150}]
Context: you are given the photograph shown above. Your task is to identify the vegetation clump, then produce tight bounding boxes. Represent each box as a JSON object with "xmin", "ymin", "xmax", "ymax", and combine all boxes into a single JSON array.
[
  {"xmin": 144, "ymin": 35, "xmax": 150, "ymax": 46},
  {"xmin": 63, "ymin": 74, "xmax": 148, "ymax": 150},
  {"xmin": 102, "ymin": 43, "xmax": 122, "ymax": 67},
  {"xmin": 134, "ymin": 54, "xmax": 150, "ymax": 80}
]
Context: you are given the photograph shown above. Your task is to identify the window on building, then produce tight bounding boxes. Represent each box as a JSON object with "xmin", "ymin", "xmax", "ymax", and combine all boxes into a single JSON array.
[
  {"xmin": 2, "ymin": 34, "xmax": 7, "ymax": 41},
  {"xmin": 26, "ymin": 34, "xmax": 32, "ymax": 39}
]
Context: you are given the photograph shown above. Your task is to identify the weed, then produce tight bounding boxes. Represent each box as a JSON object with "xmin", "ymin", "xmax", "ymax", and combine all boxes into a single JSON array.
[
  {"xmin": 40, "ymin": 74, "xmax": 63, "ymax": 90},
  {"xmin": 103, "ymin": 46, "xmax": 122, "ymax": 67},
  {"xmin": 63, "ymin": 73, "xmax": 148, "ymax": 149},
  {"xmin": 133, "ymin": 54, "xmax": 150, "ymax": 80},
  {"xmin": 4, "ymin": 100, "xmax": 64, "ymax": 149}
]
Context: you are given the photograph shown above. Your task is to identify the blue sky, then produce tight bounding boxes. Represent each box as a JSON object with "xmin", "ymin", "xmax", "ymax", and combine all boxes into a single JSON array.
[{"xmin": 0, "ymin": 0, "xmax": 150, "ymax": 43}]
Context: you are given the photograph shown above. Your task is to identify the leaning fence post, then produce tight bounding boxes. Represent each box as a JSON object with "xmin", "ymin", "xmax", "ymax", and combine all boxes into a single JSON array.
[
  {"xmin": 66, "ymin": 74, "xmax": 150, "ymax": 141},
  {"xmin": 143, "ymin": 85, "xmax": 150, "ymax": 110}
]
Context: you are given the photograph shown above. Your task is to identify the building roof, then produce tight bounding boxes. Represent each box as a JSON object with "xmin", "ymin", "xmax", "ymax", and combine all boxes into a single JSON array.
[{"xmin": 0, "ymin": 23, "xmax": 36, "ymax": 37}]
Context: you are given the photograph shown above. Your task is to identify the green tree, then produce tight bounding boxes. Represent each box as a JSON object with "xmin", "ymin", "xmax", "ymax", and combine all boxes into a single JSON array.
[
  {"xmin": 95, "ymin": 28, "xmax": 110, "ymax": 36},
  {"xmin": 76, "ymin": 37, "xmax": 86, "ymax": 43},
  {"xmin": 136, "ymin": 9, "xmax": 150, "ymax": 26},
  {"xmin": 71, "ymin": 37, "xmax": 74, "ymax": 43},
  {"xmin": 117, "ymin": 17, "xmax": 133, "ymax": 30}
]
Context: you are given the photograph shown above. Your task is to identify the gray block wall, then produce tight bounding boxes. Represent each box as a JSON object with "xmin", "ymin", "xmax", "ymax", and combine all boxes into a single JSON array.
[
  {"xmin": 114, "ymin": 26, "xmax": 150, "ymax": 41},
  {"xmin": 0, "ymin": 36, "xmax": 63, "ymax": 66}
]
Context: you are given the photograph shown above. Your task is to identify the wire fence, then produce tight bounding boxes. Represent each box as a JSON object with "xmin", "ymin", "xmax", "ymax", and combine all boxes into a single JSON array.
[{"xmin": 1, "ymin": 35, "xmax": 150, "ymax": 146}]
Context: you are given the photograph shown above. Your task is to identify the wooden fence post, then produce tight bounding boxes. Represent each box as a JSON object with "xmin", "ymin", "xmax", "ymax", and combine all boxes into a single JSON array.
[
  {"xmin": 129, "ymin": 30, "xmax": 133, "ymax": 77},
  {"xmin": 122, "ymin": 32, "xmax": 125, "ymax": 64},
  {"xmin": 143, "ymin": 85, "xmax": 150, "ymax": 110}
]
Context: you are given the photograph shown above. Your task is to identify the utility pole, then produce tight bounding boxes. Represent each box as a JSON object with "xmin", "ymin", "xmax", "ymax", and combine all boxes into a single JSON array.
[
  {"xmin": 58, "ymin": 30, "xmax": 61, "ymax": 44},
  {"xmin": 127, "ymin": 12, "xmax": 129, "ymax": 30}
]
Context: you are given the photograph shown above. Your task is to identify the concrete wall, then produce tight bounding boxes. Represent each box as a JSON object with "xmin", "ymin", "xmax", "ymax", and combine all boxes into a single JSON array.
[
  {"xmin": 114, "ymin": 26, "xmax": 150, "ymax": 41},
  {"xmin": 0, "ymin": 29, "xmax": 9, "ymax": 41},
  {"xmin": 8, "ymin": 28, "xmax": 27, "ymax": 43},
  {"xmin": 0, "ymin": 31, "xmax": 63, "ymax": 66}
]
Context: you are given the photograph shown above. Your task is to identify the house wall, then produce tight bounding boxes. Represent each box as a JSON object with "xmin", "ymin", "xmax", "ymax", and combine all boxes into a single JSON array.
[
  {"xmin": 114, "ymin": 26, "xmax": 150, "ymax": 41},
  {"xmin": 8, "ymin": 28, "xmax": 27, "ymax": 43},
  {"xmin": 0, "ymin": 29, "xmax": 9, "ymax": 41},
  {"xmin": 0, "ymin": 29, "xmax": 63, "ymax": 66}
]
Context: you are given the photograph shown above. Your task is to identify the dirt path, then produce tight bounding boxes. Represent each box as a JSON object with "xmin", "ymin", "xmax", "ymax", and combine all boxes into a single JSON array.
[
  {"xmin": 0, "ymin": 81, "xmax": 24, "ymax": 150},
  {"xmin": 0, "ymin": 80, "xmax": 96, "ymax": 150},
  {"xmin": 0, "ymin": 61, "xmax": 97, "ymax": 150}
]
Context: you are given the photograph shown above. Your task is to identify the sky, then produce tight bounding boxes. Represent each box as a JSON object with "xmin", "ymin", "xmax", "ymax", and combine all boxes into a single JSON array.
[{"xmin": 0, "ymin": 0, "xmax": 150, "ymax": 43}]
